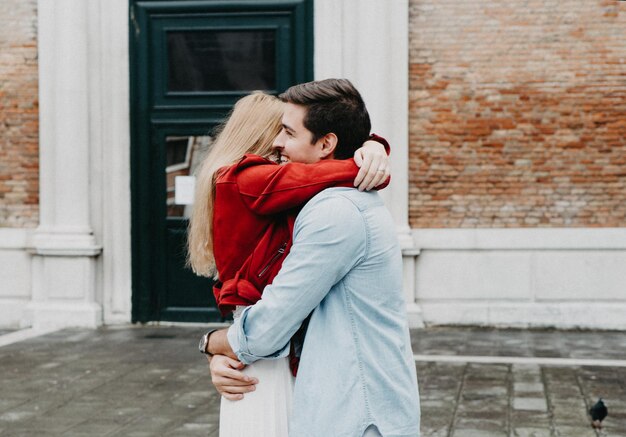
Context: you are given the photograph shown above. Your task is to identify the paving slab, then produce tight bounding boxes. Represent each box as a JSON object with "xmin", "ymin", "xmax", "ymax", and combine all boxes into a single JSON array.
[{"xmin": 0, "ymin": 326, "xmax": 624, "ymax": 436}]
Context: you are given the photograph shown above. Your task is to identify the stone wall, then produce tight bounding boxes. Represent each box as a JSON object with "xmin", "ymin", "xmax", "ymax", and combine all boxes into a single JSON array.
[
  {"xmin": 408, "ymin": 0, "xmax": 626, "ymax": 228},
  {"xmin": 0, "ymin": 0, "xmax": 38, "ymax": 227}
]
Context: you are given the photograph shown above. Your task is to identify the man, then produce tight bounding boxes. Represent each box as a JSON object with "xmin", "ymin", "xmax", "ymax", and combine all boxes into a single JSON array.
[{"xmin": 204, "ymin": 79, "xmax": 420, "ymax": 437}]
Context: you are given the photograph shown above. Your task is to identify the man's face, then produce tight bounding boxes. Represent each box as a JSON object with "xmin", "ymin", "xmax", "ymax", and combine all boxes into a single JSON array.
[{"xmin": 273, "ymin": 103, "xmax": 324, "ymax": 164}]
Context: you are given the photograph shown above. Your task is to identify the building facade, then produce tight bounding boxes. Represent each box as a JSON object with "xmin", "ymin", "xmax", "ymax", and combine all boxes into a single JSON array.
[{"xmin": 0, "ymin": 0, "xmax": 625, "ymax": 330}]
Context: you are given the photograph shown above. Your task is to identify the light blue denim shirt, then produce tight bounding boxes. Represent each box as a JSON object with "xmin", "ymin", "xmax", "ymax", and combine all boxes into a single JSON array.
[{"xmin": 228, "ymin": 188, "xmax": 420, "ymax": 437}]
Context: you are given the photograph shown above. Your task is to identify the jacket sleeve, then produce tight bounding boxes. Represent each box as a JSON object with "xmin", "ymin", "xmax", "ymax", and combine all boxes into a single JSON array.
[
  {"xmin": 234, "ymin": 156, "xmax": 360, "ymax": 215},
  {"xmin": 234, "ymin": 133, "xmax": 391, "ymax": 215}
]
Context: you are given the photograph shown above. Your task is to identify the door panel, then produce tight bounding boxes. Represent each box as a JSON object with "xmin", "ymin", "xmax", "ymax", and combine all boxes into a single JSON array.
[{"xmin": 130, "ymin": 0, "xmax": 312, "ymax": 323}]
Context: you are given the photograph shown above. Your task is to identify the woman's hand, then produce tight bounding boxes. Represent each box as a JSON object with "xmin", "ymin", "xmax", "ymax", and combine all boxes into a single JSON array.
[
  {"xmin": 353, "ymin": 140, "xmax": 390, "ymax": 191},
  {"xmin": 208, "ymin": 354, "xmax": 259, "ymax": 401}
]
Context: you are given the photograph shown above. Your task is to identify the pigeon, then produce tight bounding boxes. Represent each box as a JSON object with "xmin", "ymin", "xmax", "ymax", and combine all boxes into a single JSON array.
[{"xmin": 590, "ymin": 398, "xmax": 608, "ymax": 429}]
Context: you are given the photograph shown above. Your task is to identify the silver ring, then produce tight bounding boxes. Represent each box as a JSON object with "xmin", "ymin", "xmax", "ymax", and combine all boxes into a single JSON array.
[{"xmin": 377, "ymin": 168, "xmax": 385, "ymax": 172}]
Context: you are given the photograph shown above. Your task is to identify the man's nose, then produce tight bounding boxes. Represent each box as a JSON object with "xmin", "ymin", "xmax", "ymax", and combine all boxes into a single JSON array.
[{"xmin": 272, "ymin": 131, "xmax": 285, "ymax": 150}]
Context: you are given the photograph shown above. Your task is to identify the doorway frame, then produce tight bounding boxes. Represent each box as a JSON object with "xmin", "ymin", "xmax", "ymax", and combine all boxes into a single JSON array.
[{"xmin": 128, "ymin": 0, "xmax": 313, "ymax": 323}]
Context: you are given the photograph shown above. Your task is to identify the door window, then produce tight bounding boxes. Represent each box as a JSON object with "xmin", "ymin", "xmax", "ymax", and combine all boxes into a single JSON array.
[
  {"xmin": 167, "ymin": 30, "xmax": 277, "ymax": 92},
  {"xmin": 165, "ymin": 135, "xmax": 214, "ymax": 218}
]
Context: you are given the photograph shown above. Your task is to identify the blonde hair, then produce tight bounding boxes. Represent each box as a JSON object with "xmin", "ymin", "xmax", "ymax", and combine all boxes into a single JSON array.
[{"xmin": 187, "ymin": 92, "xmax": 284, "ymax": 277}]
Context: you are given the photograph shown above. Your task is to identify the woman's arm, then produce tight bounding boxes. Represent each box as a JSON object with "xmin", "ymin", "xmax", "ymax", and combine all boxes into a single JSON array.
[
  {"xmin": 231, "ymin": 156, "xmax": 360, "ymax": 215},
  {"xmin": 230, "ymin": 134, "xmax": 391, "ymax": 215}
]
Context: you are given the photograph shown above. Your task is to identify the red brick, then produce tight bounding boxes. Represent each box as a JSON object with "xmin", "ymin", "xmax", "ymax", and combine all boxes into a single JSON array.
[
  {"xmin": 0, "ymin": 0, "xmax": 38, "ymax": 227},
  {"xmin": 409, "ymin": 0, "xmax": 626, "ymax": 228}
]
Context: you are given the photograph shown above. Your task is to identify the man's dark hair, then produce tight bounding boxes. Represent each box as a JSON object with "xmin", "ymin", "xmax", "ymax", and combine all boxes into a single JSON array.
[{"xmin": 279, "ymin": 78, "xmax": 371, "ymax": 160}]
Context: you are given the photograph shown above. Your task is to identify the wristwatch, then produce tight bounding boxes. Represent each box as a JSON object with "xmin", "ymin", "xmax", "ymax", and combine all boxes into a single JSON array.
[{"xmin": 198, "ymin": 329, "xmax": 218, "ymax": 356}]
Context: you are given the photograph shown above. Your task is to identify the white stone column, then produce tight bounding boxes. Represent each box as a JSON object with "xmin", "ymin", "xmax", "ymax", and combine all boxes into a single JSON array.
[
  {"xmin": 315, "ymin": 0, "xmax": 423, "ymax": 326},
  {"xmin": 28, "ymin": 0, "xmax": 102, "ymax": 328}
]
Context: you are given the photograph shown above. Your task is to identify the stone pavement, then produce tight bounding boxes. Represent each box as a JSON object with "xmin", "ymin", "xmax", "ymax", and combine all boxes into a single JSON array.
[{"xmin": 0, "ymin": 326, "xmax": 624, "ymax": 437}]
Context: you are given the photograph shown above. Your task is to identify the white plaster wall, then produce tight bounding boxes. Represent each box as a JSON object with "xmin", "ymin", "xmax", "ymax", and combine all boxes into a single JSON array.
[
  {"xmin": 5, "ymin": 0, "xmax": 622, "ymax": 332},
  {"xmin": 26, "ymin": 0, "xmax": 131, "ymax": 329},
  {"xmin": 87, "ymin": 0, "xmax": 132, "ymax": 324},
  {"xmin": 413, "ymin": 229, "xmax": 626, "ymax": 329},
  {"xmin": 314, "ymin": 0, "xmax": 412, "ymax": 248},
  {"xmin": 0, "ymin": 229, "xmax": 32, "ymax": 328}
]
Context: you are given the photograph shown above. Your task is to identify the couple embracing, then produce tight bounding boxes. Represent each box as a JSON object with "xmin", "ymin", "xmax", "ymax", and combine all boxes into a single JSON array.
[{"xmin": 188, "ymin": 78, "xmax": 420, "ymax": 437}]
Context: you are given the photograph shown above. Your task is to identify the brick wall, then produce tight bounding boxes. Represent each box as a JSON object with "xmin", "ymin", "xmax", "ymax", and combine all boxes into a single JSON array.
[
  {"xmin": 0, "ymin": 0, "xmax": 38, "ymax": 228},
  {"xmin": 409, "ymin": 0, "xmax": 626, "ymax": 228}
]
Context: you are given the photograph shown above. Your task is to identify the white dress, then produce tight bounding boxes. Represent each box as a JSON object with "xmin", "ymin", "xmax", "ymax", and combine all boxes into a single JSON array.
[{"xmin": 219, "ymin": 306, "xmax": 295, "ymax": 437}]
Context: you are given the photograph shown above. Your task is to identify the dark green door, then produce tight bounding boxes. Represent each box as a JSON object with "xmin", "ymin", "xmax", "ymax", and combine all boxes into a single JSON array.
[{"xmin": 130, "ymin": 0, "xmax": 313, "ymax": 323}]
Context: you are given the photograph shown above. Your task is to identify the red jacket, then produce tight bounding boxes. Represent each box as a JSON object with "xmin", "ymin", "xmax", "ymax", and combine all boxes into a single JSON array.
[{"xmin": 212, "ymin": 135, "xmax": 390, "ymax": 315}]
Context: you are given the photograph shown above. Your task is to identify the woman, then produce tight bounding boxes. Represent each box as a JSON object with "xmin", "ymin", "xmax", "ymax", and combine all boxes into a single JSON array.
[{"xmin": 187, "ymin": 91, "xmax": 389, "ymax": 436}]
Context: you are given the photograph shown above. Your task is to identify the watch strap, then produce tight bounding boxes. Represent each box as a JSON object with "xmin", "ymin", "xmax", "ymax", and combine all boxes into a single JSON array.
[{"xmin": 200, "ymin": 328, "xmax": 219, "ymax": 356}]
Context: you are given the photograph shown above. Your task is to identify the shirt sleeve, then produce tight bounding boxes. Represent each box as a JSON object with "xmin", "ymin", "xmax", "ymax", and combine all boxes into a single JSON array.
[{"xmin": 227, "ymin": 191, "xmax": 368, "ymax": 364}]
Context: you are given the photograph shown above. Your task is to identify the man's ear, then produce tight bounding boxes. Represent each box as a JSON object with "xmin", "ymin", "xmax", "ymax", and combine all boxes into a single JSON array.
[{"xmin": 318, "ymin": 133, "xmax": 338, "ymax": 160}]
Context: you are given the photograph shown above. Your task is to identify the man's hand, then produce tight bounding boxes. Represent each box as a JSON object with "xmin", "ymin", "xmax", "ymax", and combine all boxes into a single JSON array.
[
  {"xmin": 353, "ymin": 140, "xmax": 390, "ymax": 191},
  {"xmin": 208, "ymin": 354, "xmax": 259, "ymax": 401},
  {"xmin": 208, "ymin": 329, "xmax": 238, "ymax": 360}
]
